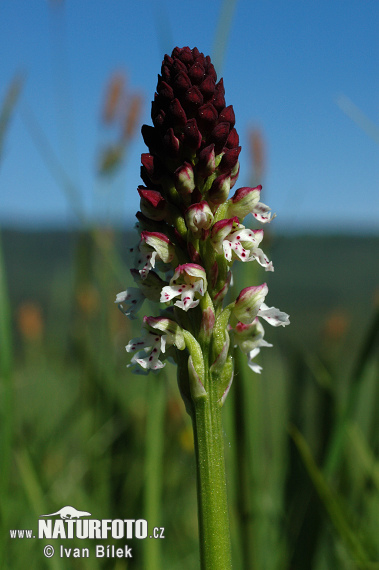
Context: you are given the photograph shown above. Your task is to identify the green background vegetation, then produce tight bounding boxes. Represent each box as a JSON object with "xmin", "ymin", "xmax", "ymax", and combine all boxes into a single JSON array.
[{"xmin": 1, "ymin": 227, "xmax": 378, "ymax": 569}]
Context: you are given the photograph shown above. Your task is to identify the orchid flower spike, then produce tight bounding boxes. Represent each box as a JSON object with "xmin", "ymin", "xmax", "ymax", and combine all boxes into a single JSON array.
[{"xmin": 116, "ymin": 46, "xmax": 289, "ymax": 394}]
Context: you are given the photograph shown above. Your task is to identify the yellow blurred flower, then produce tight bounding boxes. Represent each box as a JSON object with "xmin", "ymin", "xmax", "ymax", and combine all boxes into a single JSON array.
[{"xmin": 17, "ymin": 302, "xmax": 44, "ymax": 341}]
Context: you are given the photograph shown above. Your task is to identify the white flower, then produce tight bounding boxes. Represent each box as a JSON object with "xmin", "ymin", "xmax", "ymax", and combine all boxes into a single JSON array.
[
  {"xmin": 258, "ymin": 302, "xmax": 290, "ymax": 327},
  {"xmin": 125, "ymin": 317, "xmax": 185, "ymax": 373},
  {"xmin": 211, "ymin": 218, "xmax": 273, "ymax": 271},
  {"xmin": 115, "ymin": 288, "xmax": 145, "ymax": 320},
  {"xmin": 160, "ymin": 263, "xmax": 207, "ymax": 311},
  {"xmin": 126, "ymin": 331, "xmax": 166, "ymax": 371},
  {"xmin": 247, "ymin": 347, "xmax": 263, "ymax": 373},
  {"xmin": 252, "ymin": 202, "xmax": 276, "ymax": 224}
]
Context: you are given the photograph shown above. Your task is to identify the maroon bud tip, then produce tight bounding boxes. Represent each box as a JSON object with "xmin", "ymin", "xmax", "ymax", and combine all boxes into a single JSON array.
[
  {"xmin": 184, "ymin": 86, "xmax": 204, "ymax": 108},
  {"xmin": 138, "ymin": 187, "xmax": 167, "ymax": 221},
  {"xmin": 153, "ymin": 111, "xmax": 165, "ymax": 129},
  {"xmin": 212, "ymin": 79, "xmax": 225, "ymax": 111},
  {"xmin": 177, "ymin": 46, "xmax": 193, "ymax": 64},
  {"xmin": 218, "ymin": 146, "xmax": 241, "ymax": 173},
  {"xmin": 188, "ymin": 63, "xmax": 205, "ymax": 85},
  {"xmin": 197, "ymin": 103, "xmax": 218, "ymax": 132},
  {"xmin": 225, "ymin": 128, "xmax": 239, "ymax": 149},
  {"xmin": 141, "ymin": 124, "xmax": 160, "ymax": 152},
  {"xmin": 173, "ymin": 71, "xmax": 192, "ymax": 93},
  {"xmin": 169, "ymin": 98, "xmax": 187, "ymax": 127},
  {"xmin": 206, "ymin": 62, "xmax": 217, "ymax": 82},
  {"xmin": 208, "ymin": 172, "xmax": 231, "ymax": 204},
  {"xmin": 183, "ymin": 118, "xmax": 202, "ymax": 151},
  {"xmin": 163, "ymin": 127, "xmax": 180, "ymax": 157},
  {"xmin": 210, "ymin": 121, "xmax": 230, "ymax": 154},
  {"xmin": 157, "ymin": 80, "xmax": 174, "ymax": 101},
  {"xmin": 197, "ymin": 143, "xmax": 216, "ymax": 177},
  {"xmin": 161, "ymin": 65, "xmax": 171, "ymax": 82},
  {"xmin": 199, "ymin": 76, "xmax": 216, "ymax": 99},
  {"xmin": 219, "ymin": 105, "xmax": 235, "ymax": 128},
  {"xmin": 192, "ymin": 47, "xmax": 200, "ymax": 59}
]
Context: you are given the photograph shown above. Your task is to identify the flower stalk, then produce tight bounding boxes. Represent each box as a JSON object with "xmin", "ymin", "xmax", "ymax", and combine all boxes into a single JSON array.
[{"xmin": 116, "ymin": 46, "xmax": 290, "ymax": 568}]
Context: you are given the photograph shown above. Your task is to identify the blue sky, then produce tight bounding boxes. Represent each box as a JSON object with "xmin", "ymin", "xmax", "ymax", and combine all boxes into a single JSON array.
[{"xmin": 1, "ymin": 0, "xmax": 378, "ymax": 232}]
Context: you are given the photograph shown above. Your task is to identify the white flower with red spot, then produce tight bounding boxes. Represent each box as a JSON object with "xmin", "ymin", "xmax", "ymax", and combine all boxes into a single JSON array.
[
  {"xmin": 231, "ymin": 318, "xmax": 273, "ymax": 374},
  {"xmin": 252, "ymin": 202, "xmax": 276, "ymax": 224},
  {"xmin": 126, "ymin": 331, "xmax": 166, "ymax": 371},
  {"xmin": 160, "ymin": 263, "xmax": 207, "ymax": 311},
  {"xmin": 126, "ymin": 316, "xmax": 185, "ymax": 372},
  {"xmin": 211, "ymin": 218, "xmax": 273, "ymax": 270}
]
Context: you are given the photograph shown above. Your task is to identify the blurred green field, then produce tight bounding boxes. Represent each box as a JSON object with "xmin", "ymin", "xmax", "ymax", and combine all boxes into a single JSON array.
[{"xmin": 1, "ymin": 228, "xmax": 378, "ymax": 569}]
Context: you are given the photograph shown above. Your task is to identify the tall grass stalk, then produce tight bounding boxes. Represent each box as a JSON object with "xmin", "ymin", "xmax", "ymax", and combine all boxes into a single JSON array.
[
  {"xmin": 289, "ymin": 423, "xmax": 371, "ymax": 567},
  {"xmin": 324, "ymin": 307, "xmax": 379, "ymax": 477}
]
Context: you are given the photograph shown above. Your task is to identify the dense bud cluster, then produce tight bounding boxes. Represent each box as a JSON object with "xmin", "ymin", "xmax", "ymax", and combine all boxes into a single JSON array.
[{"xmin": 117, "ymin": 47, "xmax": 289, "ymax": 400}]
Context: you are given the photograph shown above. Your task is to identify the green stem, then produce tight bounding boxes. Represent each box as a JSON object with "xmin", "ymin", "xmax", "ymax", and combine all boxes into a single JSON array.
[
  {"xmin": 191, "ymin": 373, "xmax": 232, "ymax": 569},
  {"xmin": 144, "ymin": 377, "xmax": 166, "ymax": 570}
]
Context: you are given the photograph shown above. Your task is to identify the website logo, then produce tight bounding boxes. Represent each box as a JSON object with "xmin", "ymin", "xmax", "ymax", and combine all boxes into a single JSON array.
[
  {"xmin": 40, "ymin": 506, "xmax": 91, "ymax": 520},
  {"xmin": 10, "ymin": 505, "xmax": 165, "ymax": 561}
]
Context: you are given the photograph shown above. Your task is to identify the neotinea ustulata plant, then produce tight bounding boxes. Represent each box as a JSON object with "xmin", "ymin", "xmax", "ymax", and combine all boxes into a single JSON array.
[{"xmin": 116, "ymin": 46, "xmax": 290, "ymax": 569}]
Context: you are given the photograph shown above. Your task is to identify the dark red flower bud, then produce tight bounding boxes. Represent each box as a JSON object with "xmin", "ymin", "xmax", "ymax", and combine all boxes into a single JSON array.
[
  {"xmin": 141, "ymin": 124, "xmax": 160, "ymax": 152},
  {"xmin": 138, "ymin": 187, "xmax": 167, "ymax": 221},
  {"xmin": 188, "ymin": 63, "xmax": 205, "ymax": 85},
  {"xmin": 218, "ymin": 146, "xmax": 241, "ymax": 173},
  {"xmin": 174, "ymin": 71, "xmax": 192, "ymax": 93},
  {"xmin": 210, "ymin": 122, "xmax": 230, "ymax": 153},
  {"xmin": 219, "ymin": 105, "xmax": 235, "ymax": 129},
  {"xmin": 153, "ymin": 111, "xmax": 166, "ymax": 129},
  {"xmin": 142, "ymin": 48, "xmax": 240, "ymax": 192},
  {"xmin": 169, "ymin": 98, "xmax": 187, "ymax": 127},
  {"xmin": 184, "ymin": 86, "xmax": 203, "ymax": 109},
  {"xmin": 205, "ymin": 58, "xmax": 217, "ymax": 82},
  {"xmin": 140, "ymin": 153, "xmax": 163, "ymax": 184},
  {"xmin": 173, "ymin": 58, "xmax": 188, "ymax": 75},
  {"xmin": 161, "ymin": 65, "xmax": 171, "ymax": 82},
  {"xmin": 199, "ymin": 76, "xmax": 215, "ymax": 99},
  {"xmin": 197, "ymin": 103, "xmax": 218, "ymax": 132},
  {"xmin": 212, "ymin": 79, "xmax": 225, "ymax": 111},
  {"xmin": 163, "ymin": 128, "xmax": 180, "ymax": 158},
  {"xmin": 163, "ymin": 54, "xmax": 174, "ymax": 66},
  {"xmin": 225, "ymin": 128, "xmax": 239, "ymax": 149},
  {"xmin": 141, "ymin": 153, "xmax": 154, "ymax": 174},
  {"xmin": 192, "ymin": 47, "xmax": 200, "ymax": 59},
  {"xmin": 183, "ymin": 118, "xmax": 202, "ymax": 150},
  {"xmin": 157, "ymin": 80, "xmax": 174, "ymax": 101},
  {"xmin": 176, "ymin": 46, "xmax": 193, "ymax": 64},
  {"xmin": 197, "ymin": 143, "xmax": 216, "ymax": 177},
  {"xmin": 208, "ymin": 172, "xmax": 231, "ymax": 204}
]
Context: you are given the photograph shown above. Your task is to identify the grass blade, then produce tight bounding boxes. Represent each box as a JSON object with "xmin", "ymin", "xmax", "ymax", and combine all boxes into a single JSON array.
[{"xmin": 289, "ymin": 423, "xmax": 371, "ymax": 567}]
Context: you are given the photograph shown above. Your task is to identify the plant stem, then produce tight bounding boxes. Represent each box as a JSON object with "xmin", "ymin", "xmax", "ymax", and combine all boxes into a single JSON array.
[{"xmin": 191, "ymin": 371, "xmax": 232, "ymax": 569}]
